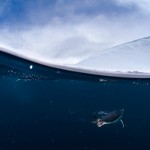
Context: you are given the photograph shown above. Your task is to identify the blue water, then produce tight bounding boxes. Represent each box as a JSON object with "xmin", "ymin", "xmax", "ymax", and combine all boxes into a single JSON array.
[{"xmin": 0, "ymin": 51, "xmax": 150, "ymax": 150}]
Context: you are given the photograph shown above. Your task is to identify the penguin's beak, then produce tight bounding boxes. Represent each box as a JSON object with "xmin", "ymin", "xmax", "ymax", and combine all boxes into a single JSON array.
[
  {"xmin": 92, "ymin": 120, "xmax": 97, "ymax": 124},
  {"xmin": 92, "ymin": 118, "xmax": 101, "ymax": 125}
]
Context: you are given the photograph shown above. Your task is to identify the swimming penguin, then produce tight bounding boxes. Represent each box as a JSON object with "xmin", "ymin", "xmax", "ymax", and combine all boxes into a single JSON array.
[{"xmin": 92, "ymin": 109, "xmax": 124, "ymax": 128}]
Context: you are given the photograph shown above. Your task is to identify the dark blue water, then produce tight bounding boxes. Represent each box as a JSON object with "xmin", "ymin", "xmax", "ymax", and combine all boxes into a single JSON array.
[{"xmin": 1, "ymin": 51, "xmax": 150, "ymax": 150}]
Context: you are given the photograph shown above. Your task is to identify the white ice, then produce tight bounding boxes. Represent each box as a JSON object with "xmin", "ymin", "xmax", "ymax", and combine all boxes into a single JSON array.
[
  {"xmin": 1, "ymin": 36, "xmax": 150, "ymax": 78},
  {"xmin": 75, "ymin": 36, "xmax": 150, "ymax": 77}
]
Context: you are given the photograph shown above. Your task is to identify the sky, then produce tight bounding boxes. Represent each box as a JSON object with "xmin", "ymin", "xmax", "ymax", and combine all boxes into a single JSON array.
[{"xmin": 0, "ymin": 0, "xmax": 150, "ymax": 65}]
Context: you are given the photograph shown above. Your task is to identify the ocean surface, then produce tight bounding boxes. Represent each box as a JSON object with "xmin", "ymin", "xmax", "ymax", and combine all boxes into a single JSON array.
[{"xmin": 0, "ymin": 51, "xmax": 150, "ymax": 150}]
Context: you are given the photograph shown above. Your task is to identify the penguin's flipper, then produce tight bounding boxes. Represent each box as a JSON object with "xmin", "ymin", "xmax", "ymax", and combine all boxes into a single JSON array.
[{"xmin": 120, "ymin": 119, "xmax": 125, "ymax": 128}]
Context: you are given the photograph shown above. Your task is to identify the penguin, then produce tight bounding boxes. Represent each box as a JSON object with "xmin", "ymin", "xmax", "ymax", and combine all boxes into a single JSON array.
[{"xmin": 92, "ymin": 109, "xmax": 124, "ymax": 128}]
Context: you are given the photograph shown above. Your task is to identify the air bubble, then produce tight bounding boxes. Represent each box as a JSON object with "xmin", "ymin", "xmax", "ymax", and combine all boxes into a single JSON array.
[{"xmin": 29, "ymin": 65, "xmax": 33, "ymax": 69}]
